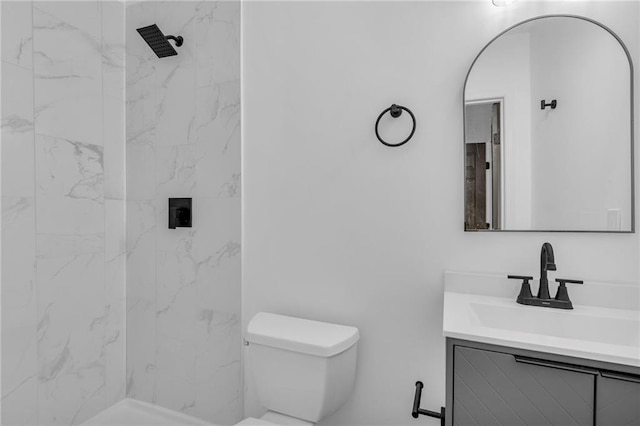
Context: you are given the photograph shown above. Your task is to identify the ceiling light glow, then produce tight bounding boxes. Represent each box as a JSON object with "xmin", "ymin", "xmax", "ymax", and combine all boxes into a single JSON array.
[{"xmin": 492, "ymin": 0, "xmax": 518, "ymax": 6}]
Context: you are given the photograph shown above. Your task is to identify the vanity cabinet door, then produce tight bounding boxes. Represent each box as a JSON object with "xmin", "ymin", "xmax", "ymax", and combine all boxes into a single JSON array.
[
  {"xmin": 453, "ymin": 346, "xmax": 595, "ymax": 426},
  {"xmin": 596, "ymin": 372, "xmax": 640, "ymax": 425}
]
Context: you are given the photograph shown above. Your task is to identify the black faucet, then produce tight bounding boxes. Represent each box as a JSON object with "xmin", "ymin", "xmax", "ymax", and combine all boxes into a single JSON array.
[
  {"xmin": 508, "ymin": 242, "xmax": 583, "ymax": 310},
  {"xmin": 538, "ymin": 242, "xmax": 556, "ymax": 299}
]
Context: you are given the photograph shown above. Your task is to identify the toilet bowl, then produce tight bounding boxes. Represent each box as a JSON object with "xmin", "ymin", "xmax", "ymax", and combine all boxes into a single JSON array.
[{"xmin": 235, "ymin": 313, "xmax": 360, "ymax": 426}]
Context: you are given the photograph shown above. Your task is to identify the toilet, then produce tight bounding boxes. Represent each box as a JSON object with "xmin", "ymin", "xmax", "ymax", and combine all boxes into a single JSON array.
[{"xmin": 236, "ymin": 312, "xmax": 360, "ymax": 426}]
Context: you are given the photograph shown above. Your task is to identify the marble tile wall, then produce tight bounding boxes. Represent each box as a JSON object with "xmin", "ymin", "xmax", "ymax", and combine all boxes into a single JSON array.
[
  {"xmin": 125, "ymin": 2, "xmax": 241, "ymax": 424},
  {"xmin": 1, "ymin": 1, "xmax": 126, "ymax": 424}
]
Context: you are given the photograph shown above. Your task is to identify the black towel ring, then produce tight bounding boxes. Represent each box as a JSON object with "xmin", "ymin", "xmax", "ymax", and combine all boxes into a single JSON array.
[{"xmin": 375, "ymin": 104, "xmax": 416, "ymax": 147}]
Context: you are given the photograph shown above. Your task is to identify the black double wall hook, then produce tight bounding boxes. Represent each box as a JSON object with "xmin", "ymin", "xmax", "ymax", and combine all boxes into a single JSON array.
[
  {"xmin": 540, "ymin": 99, "xmax": 557, "ymax": 110},
  {"xmin": 375, "ymin": 104, "xmax": 416, "ymax": 147}
]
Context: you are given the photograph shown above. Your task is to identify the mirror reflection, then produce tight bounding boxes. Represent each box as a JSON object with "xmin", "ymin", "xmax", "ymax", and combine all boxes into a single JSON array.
[{"xmin": 464, "ymin": 16, "xmax": 633, "ymax": 232}]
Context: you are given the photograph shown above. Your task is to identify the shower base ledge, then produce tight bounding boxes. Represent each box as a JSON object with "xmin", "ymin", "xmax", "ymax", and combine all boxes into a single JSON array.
[{"xmin": 81, "ymin": 398, "xmax": 216, "ymax": 426}]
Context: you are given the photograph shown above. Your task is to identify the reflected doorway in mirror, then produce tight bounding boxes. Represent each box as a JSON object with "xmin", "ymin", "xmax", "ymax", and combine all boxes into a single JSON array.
[{"xmin": 465, "ymin": 99, "xmax": 503, "ymax": 231}]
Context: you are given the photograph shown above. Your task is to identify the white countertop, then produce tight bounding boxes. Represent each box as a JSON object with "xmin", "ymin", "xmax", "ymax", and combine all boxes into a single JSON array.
[{"xmin": 443, "ymin": 271, "xmax": 640, "ymax": 367}]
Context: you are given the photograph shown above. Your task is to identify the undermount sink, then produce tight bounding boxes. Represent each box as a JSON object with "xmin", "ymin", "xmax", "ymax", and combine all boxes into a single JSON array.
[
  {"xmin": 470, "ymin": 301, "xmax": 640, "ymax": 347},
  {"xmin": 444, "ymin": 271, "xmax": 640, "ymax": 367}
]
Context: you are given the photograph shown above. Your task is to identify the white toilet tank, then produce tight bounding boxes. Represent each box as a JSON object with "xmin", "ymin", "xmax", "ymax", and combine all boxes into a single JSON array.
[{"xmin": 246, "ymin": 313, "xmax": 359, "ymax": 423}]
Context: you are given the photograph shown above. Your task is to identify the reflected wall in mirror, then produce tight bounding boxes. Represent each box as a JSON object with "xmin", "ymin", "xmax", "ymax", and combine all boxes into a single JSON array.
[{"xmin": 464, "ymin": 16, "xmax": 634, "ymax": 232}]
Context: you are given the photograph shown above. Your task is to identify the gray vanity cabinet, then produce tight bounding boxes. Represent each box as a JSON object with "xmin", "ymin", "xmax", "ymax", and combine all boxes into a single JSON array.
[
  {"xmin": 453, "ymin": 346, "xmax": 594, "ymax": 426},
  {"xmin": 596, "ymin": 372, "xmax": 640, "ymax": 425},
  {"xmin": 446, "ymin": 339, "xmax": 640, "ymax": 426}
]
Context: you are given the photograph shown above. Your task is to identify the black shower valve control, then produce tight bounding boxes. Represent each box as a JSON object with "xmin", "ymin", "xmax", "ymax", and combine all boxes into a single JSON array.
[{"xmin": 168, "ymin": 198, "xmax": 192, "ymax": 229}]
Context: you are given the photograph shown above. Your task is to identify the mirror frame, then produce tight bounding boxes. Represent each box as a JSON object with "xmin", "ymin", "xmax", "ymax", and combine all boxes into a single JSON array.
[{"xmin": 463, "ymin": 15, "xmax": 635, "ymax": 233}]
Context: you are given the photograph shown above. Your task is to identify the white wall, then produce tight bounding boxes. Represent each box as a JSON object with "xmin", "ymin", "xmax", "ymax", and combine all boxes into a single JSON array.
[
  {"xmin": 1, "ymin": 1, "xmax": 126, "ymax": 424},
  {"xmin": 125, "ymin": 2, "xmax": 242, "ymax": 424},
  {"xmin": 242, "ymin": 2, "xmax": 640, "ymax": 425}
]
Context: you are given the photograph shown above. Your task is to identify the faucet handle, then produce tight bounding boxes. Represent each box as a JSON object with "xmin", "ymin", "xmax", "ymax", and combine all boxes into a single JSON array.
[
  {"xmin": 508, "ymin": 275, "xmax": 534, "ymax": 285},
  {"xmin": 555, "ymin": 278, "xmax": 583, "ymax": 285},
  {"xmin": 508, "ymin": 275, "xmax": 534, "ymax": 303},
  {"xmin": 554, "ymin": 278, "xmax": 583, "ymax": 308},
  {"xmin": 508, "ymin": 275, "xmax": 533, "ymax": 281}
]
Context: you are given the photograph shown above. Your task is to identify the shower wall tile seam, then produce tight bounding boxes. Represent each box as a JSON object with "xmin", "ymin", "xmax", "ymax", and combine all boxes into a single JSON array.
[
  {"xmin": 30, "ymin": 1, "xmax": 39, "ymax": 424},
  {"xmin": 100, "ymin": 0, "xmax": 109, "ymax": 413},
  {"xmin": 153, "ymin": 1, "xmax": 159, "ymax": 403},
  {"xmin": 31, "ymin": 3, "xmax": 102, "ymax": 41},
  {"xmin": 124, "ymin": 11, "xmax": 129, "ymax": 401}
]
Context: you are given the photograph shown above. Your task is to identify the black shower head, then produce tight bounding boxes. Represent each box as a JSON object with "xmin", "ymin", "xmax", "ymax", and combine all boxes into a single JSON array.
[{"xmin": 136, "ymin": 24, "xmax": 183, "ymax": 58}]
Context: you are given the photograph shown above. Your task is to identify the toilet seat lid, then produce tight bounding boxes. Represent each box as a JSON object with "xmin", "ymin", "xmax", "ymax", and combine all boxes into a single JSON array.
[{"xmin": 246, "ymin": 312, "xmax": 359, "ymax": 357}]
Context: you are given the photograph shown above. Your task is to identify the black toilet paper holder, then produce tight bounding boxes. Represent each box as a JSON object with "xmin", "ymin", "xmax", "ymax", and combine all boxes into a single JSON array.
[{"xmin": 412, "ymin": 381, "xmax": 445, "ymax": 426}]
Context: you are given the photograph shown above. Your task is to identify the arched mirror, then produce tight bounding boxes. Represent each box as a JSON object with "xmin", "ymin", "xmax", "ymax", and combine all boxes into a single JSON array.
[{"xmin": 463, "ymin": 15, "xmax": 634, "ymax": 232}]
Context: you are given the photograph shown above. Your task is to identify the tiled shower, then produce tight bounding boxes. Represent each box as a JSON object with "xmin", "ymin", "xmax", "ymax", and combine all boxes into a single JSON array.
[
  {"xmin": 1, "ymin": 1, "xmax": 241, "ymax": 424},
  {"xmin": 125, "ymin": 1, "xmax": 241, "ymax": 422}
]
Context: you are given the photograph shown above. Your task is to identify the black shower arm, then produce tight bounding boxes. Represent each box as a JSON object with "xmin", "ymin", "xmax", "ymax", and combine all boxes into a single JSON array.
[{"xmin": 165, "ymin": 35, "xmax": 184, "ymax": 47}]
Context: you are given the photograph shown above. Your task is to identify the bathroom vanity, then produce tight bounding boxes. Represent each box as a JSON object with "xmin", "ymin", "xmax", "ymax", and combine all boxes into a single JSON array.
[
  {"xmin": 443, "ymin": 272, "xmax": 640, "ymax": 426},
  {"xmin": 440, "ymin": 11, "xmax": 640, "ymax": 426},
  {"xmin": 446, "ymin": 339, "xmax": 640, "ymax": 426}
]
